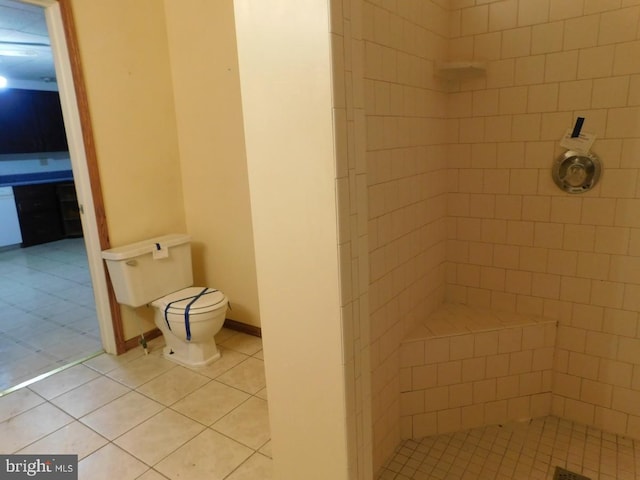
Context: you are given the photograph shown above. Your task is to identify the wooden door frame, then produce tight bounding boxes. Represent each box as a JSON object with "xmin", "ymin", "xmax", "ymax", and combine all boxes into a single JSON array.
[{"xmin": 37, "ymin": 0, "xmax": 126, "ymax": 354}]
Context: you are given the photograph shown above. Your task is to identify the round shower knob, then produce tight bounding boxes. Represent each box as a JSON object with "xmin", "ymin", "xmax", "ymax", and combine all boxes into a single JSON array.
[{"xmin": 552, "ymin": 150, "xmax": 601, "ymax": 194}]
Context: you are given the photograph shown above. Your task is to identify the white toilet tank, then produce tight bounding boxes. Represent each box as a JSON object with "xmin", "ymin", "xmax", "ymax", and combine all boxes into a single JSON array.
[{"xmin": 101, "ymin": 233, "xmax": 194, "ymax": 308}]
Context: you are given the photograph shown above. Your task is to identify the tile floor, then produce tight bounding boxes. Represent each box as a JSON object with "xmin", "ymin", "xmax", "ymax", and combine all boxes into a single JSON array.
[
  {"xmin": 0, "ymin": 238, "xmax": 102, "ymax": 391},
  {"xmin": 378, "ymin": 416, "xmax": 640, "ymax": 480},
  {"xmin": 0, "ymin": 329, "xmax": 271, "ymax": 480}
]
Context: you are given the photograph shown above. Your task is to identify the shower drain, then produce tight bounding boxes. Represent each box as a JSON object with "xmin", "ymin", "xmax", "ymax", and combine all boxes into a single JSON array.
[{"xmin": 553, "ymin": 466, "xmax": 591, "ymax": 480}]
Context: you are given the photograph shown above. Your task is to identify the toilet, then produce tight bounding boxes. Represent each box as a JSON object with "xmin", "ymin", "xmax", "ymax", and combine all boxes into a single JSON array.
[{"xmin": 101, "ymin": 233, "xmax": 228, "ymax": 367}]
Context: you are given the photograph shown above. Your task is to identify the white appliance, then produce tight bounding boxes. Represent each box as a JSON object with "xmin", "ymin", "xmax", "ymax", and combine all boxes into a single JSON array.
[{"xmin": 0, "ymin": 186, "xmax": 22, "ymax": 247}]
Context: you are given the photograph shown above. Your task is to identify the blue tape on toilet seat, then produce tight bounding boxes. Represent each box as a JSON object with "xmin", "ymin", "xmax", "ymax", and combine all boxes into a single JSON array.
[{"xmin": 163, "ymin": 288, "xmax": 219, "ymax": 341}]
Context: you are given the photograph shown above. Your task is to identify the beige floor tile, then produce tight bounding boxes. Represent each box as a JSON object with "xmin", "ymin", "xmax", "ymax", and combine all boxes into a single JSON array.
[
  {"xmin": 226, "ymin": 453, "xmax": 273, "ymax": 480},
  {"xmin": 212, "ymin": 397, "xmax": 270, "ymax": 450},
  {"xmin": 253, "ymin": 349, "xmax": 264, "ymax": 360},
  {"xmin": 259, "ymin": 440, "xmax": 272, "ymax": 459},
  {"xmin": 51, "ymin": 375, "xmax": 130, "ymax": 418},
  {"xmin": 155, "ymin": 429, "xmax": 253, "ymax": 480},
  {"xmin": 136, "ymin": 469, "xmax": 170, "ymax": 480},
  {"xmin": 84, "ymin": 349, "xmax": 145, "ymax": 374},
  {"xmin": 171, "ymin": 380, "xmax": 250, "ymax": 426},
  {"xmin": 136, "ymin": 366, "xmax": 209, "ymax": 406},
  {"xmin": 190, "ymin": 346, "xmax": 249, "ymax": 379},
  {"xmin": 28, "ymin": 364, "xmax": 100, "ymax": 400},
  {"xmin": 114, "ymin": 409, "xmax": 205, "ymax": 466},
  {"xmin": 255, "ymin": 386, "xmax": 268, "ymax": 401},
  {"xmin": 214, "ymin": 328, "xmax": 238, "ymax": 344},
  {"xmin": 215, "ymin": 358, "xmax": 266, "ymax": 394},
  {"xmin": 106, "ymin": 354, "xmax": 176, "ymax": 388},
  {"xmin": 18, "ymin": 421, "xmax": 108, "ymax": 459},
  {"xmin": 220, "ymin": 333, "xmax": 263, "ymax": 356},
  {"xmin": 0, "ymin": 403, "xmax": 74, "ymax": 453},
  {"xmin": 78, "ymin": 443, "xmax": 148, "ymax": 480},
  {"xmin": 0, "ymin": 387, "xmax": 45, "ymax": 422},
  {"xmin": 80, "ymin": 391, "xmax": 164, "ymax": 440}
]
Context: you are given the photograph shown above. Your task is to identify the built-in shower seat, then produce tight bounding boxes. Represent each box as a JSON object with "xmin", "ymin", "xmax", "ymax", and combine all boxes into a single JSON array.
[{"xmin": 400, "ymin": 303, "xmax": 557, "ymax": 439}]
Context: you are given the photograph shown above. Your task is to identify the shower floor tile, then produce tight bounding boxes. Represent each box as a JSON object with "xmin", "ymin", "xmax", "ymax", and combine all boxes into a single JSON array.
[{"xmin": 378, "ymin": 417, "xmax": 640, "ymax": 480}]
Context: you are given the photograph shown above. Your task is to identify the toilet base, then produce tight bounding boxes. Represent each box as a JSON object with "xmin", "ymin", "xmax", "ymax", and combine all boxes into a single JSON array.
[
  {"xmin": 151, "ymin": 293, "xmax": 227, "ymax": 368},
  {"xmin": 160, "ymin": 337, "xmax": 221, "ymax": 367}
]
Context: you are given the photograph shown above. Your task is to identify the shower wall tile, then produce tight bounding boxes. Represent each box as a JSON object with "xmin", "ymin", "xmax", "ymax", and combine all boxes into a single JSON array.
[
  {"xmin": 332, "ymin": 1, "xmax": 374, "ymax": 478},
  {"xmin": 364, "ymin": 0, "xmax": 449, "ymax": 473},
  {"xmin": 399, "ymin": 306, "xmax": 555, "ymax": 437},
  {"xmin": 446, "ymin": 0, "xmax": 640, "ymax": 441}
]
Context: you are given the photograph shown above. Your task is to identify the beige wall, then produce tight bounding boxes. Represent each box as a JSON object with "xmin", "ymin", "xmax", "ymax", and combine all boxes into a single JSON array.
[
  {"xmin": 234, "ymin": 1, "xmax": 352, "ymax": 478},
  {"xmin": 446, "ymin": 0, "xmax": 640, "ymax": 440},
  {"xmin": 163, "ymin": 0, "xmax": 260, "ymax": 327},
  {"xmin": 70, "ymin": 0, "xmax": 186, "ymax": 337},
  {"xmin": 71, "ymin": 0, "xmax": 260, "ymax": 335}
]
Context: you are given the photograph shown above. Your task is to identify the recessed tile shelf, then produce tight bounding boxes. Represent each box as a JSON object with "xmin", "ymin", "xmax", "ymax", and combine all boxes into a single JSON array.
[{"xmin": 435, "ymin": 61, "xmax": 487, "ymax": 80}]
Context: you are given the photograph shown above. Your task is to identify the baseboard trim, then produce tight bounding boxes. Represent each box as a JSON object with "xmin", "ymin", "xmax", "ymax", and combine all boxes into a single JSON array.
[
  {"xmin": 123, "ymin": 319, "xmax": 261, "ymax": 352},
  {"xmin": 123, "ymin": 328, "xmax": 162, "ymax": 351},
  {"xmin": 224, "ymin": 318, "xmax": 262, "ymax": 337}
]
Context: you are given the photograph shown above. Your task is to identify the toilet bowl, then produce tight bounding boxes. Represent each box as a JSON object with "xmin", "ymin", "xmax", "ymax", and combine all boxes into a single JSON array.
[
  {"xmin": 101, "ymin": 234, "xmax": 229, "ymax": 367},
  {"xmin": 152, "ymin": 287, "xmax": 228, "ymax": 367}
]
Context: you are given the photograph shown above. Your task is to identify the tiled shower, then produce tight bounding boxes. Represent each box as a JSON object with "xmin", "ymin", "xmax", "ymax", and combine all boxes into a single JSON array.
[{"xmin": 335, "ymin": 0, "xmax": 640, "ymax": 475}]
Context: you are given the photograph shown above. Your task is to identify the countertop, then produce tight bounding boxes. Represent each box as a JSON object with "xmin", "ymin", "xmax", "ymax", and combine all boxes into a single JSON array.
[{"xmin": 0, "ymin": 170, "xmax": 73, "ymax": 187}]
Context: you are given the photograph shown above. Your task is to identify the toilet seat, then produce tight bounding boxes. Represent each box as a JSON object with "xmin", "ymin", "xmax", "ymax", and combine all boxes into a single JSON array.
[
  {"xmin": 155, "ymin": 287, "xmax": 227, "ymax": 318},
  {"xmin": 154, "ymin": 287, "xmax": 227, "ymax": 342}
]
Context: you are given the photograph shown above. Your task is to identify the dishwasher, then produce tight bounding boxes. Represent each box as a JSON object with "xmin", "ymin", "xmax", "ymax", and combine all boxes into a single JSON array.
[{"xmin": 0, "ymin": 186, "xmax": 22, "ymax": 247}]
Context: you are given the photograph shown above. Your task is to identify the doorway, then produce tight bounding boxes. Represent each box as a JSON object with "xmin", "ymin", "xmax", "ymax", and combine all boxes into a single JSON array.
[{"xmin": 0, "ymin": 0, "xmax": 117, "ymax": 392}]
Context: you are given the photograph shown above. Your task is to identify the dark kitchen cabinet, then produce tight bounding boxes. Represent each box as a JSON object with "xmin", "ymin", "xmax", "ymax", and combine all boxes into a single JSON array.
[
  {"xmin": 57, "ymin": 182, "xmax": 82, "ymax": 238},
  {"xmin": 0, "ymin": 89, "xmax": 68, "ymax": 154},
  {"xmin": 13, "ymin": 183, "xmax": 64, "ymax": 247}
]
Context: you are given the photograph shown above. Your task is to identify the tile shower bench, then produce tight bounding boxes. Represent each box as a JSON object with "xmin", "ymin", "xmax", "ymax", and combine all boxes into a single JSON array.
[{"xmin": 400, "ymin": 304, "xmax": 557, "ymax": 439}]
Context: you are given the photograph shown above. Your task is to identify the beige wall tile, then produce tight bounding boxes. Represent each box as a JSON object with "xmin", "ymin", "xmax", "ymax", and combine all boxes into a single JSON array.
[
  {"xmin": 599, "ymin": 7, "xmax": 640, "ymax": 45},
  {"xmin": 564, "ymin": 398, "xmax": 596, "ymax": 425},
  {"xmin": 518, "ymin": 0, "xmax": 550, "ymax": 26},
  {"xmin": 544, "ymin": 50, "xmax": 580, "ymax": 82},
  {"xmin": 461, "ymin": 5, "xmax": 489, "ymax": 36},
  {"xmin": 449, "ymin": 383, "xmax": 473, "ymax": 408},
  {"xmin": 578, "ymin": 46, "xmax": 616, "ymax": 78},
  {"xmin": 509, "ymin": 350, "xmax": 534, "ymax": 375},
  {"xmin": 558, "ymin": 80, "xmax": 593, "ymax": 110},
  {"xmin": 531, "ymin": 272, "xmax": 561, "ymax": 299},
  {"xmin": 489, "ymin": 0, "xmax": 518, "ymax": 31},
  {"xmin": 515, "ymin": 56, "xmax": 546, "ymax": 85},
  {"xmin": 499, "ymin": 86, "xmax": 528, "ymax": 114},
  {"xmin": 528, "ymin": 84, "xmax": 559, "ymax": 112},
  {"xmin": 412, "ymin": 412, "xmax": 437, "ymax": 438},
  {"xmin": 564, "ymin": 15, "xmax": 600, "ymax": 50},
  {"xmin": 497, "ymin": 375, "xmax": 519, "ymax": 399},
  {"xmin": 592, "ymin": 77, "xmax": 630, "ymax": 109},
  {"xmin": 502, "ymin": 27, "xmax": 531, "ymax": 58},
  {"xmin": 531, "ymin": 22, "xmax": 563, "ymax": 54}
]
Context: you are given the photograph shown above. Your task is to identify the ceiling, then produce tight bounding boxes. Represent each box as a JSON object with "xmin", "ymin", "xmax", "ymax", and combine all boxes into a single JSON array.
[{"xmin": 0, "ymin": 0, "xmax": 56, "ymax": 88}]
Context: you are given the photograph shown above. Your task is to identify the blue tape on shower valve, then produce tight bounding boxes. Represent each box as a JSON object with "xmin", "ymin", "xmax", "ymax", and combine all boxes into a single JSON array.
[{"xmin": 571, "ymin": 117, "xmax": 585, "ymax": 138}]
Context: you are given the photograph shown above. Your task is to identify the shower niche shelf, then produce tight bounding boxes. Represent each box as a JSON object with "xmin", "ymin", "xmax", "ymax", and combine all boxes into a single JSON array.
[{"xmin": 435, "ymin": 61, "xmax": 486, "ymax": 80}]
